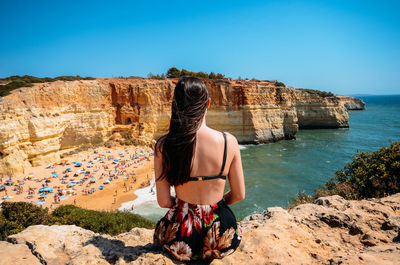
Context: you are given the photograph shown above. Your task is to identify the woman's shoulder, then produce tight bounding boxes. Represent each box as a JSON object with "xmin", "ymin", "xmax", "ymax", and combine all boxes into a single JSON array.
[
  {"xmin": 155, "ymin": 135, "xmax": 167, "ymax": 155},
  {"xmin": 206, "ymin": 128, "xmax": 238, "ymax": 147},
  {"xmin": 223, "ymin": 131, "xmax": 238, "ymax": 144}
]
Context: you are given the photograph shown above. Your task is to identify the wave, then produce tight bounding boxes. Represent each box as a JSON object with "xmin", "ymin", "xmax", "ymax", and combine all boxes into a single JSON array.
[{"xmin": 118, "ymin": 176, "xmax": 175, "ymax": 221}]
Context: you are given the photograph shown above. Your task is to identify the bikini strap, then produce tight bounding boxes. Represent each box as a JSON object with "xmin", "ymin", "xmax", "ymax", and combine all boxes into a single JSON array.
[
  {"xmin": 187, "ymin": 132, "xmax": 228, "ymax": 182},
  {"xmin": 189, "ymin": 175, "xmax": 227, "ymax": 181},
  {"xmin": 218, "ymin": 132, "xmax": 227, "ymax": 176}
]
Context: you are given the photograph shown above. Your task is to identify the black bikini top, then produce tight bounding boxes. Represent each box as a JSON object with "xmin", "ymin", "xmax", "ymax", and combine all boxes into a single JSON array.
[{"xmin": 188, "ymin": 132, "xmax": 227, "ymax": 181}]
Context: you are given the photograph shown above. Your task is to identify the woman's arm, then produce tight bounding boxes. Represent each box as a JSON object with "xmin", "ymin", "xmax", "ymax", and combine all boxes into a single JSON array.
[
  {"xmin": 223, "ymin": 133, "xmax": 245, "ymax": 205},
  {"xmin": 154, "ymin": 139, "xmax": 174, "ymax": 208}
]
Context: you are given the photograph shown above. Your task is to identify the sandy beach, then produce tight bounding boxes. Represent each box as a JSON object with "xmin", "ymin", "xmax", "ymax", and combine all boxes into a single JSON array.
[{"xmin": 0, "ymin": 146, "xmax": 154, "ymax": 212}]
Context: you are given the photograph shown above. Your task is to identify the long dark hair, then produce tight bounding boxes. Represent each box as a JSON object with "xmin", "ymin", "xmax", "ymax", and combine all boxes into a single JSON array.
[{"xmin": 155, "ymin": 76, "xmax": 209, "ymax": 186}]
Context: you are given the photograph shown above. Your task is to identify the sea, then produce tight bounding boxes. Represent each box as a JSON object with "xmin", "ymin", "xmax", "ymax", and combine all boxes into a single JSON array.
[{"xmin": 119, "ymin": 95, "xmax": 400, "ymax": 221}]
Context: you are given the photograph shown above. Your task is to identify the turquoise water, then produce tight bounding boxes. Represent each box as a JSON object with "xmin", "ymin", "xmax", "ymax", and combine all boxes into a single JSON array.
[{"xmin": 231, "ymin": 95, "xmax": 400, "ymax": 218}]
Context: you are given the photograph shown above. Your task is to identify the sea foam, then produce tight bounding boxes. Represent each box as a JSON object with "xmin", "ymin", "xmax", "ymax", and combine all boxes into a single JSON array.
[{"xmin": 118, "ymin": 176, "xmax": 175, "ymax": 221}]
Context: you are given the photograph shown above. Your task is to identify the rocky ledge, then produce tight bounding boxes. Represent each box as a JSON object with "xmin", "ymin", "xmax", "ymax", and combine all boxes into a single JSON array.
[
  {"xmin": 336, "ymin": 95, "xmax": 366, "ymax": 110},
  {"xmin": 1, "ymin": 193, "xmax": 399, "ymax": 265}
]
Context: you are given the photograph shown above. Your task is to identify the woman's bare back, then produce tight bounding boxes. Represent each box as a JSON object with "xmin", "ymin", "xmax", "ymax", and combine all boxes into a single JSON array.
[{"xmin": 175, "ymin": 126, "xmax": 241, "ymax": 205}]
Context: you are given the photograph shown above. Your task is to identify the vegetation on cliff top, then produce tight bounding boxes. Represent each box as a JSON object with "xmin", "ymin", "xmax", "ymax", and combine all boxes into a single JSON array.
[
  {"xmin": 297, "ymin": 88, "xmax": 334, "ymax": 98},
  {"xmin": 0, "ymin": 75, "xmax": 95, "ymax": 97},
  {"xmin": 0, "ymin": 203, "xmax": 154, "ymax": 240},
  {"xmin": 149, "ymin": 67, "xmax": 289, "ymax": 87},
  {"xmin": 291, "ymin": 141, "xmax": 400, "ymax": 206},
  {"xmin": 165, "ymin": 67, "xmax": 226, "ymax": 80}
]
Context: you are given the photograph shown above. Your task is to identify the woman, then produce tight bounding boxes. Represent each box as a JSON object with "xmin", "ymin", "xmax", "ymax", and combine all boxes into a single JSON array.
[{"xmin": 153, "ymin": 76, "xmax": 245, "ymax": 262}]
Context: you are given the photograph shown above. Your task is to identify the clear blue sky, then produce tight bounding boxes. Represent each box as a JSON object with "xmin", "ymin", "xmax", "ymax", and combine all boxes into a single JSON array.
[{"xmin": 1, "ymin": 0, "xmax": 399, "ymax": 95}]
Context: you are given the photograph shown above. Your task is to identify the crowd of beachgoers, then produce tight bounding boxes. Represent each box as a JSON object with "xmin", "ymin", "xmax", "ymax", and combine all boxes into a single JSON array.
[{"xmin": 0, "ymin": 146, "xmax": 154, "ymax": 211}]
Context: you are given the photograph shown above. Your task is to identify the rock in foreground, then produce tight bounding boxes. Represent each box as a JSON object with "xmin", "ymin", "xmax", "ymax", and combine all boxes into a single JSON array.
[{"xmin": 3, "ymin": 193, "xmax": 399, "ymax": 265}]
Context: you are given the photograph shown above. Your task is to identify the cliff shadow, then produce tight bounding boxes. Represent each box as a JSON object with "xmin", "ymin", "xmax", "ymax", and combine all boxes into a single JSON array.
[{"xmin": 84, "ymin": 236, "xmax": 212, "ymax": 264}]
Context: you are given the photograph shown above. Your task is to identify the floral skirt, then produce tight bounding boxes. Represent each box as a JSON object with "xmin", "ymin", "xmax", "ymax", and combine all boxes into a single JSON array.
[{"xmin": 153, "ymin": 197, "xmax": 242, "ymax": 261}]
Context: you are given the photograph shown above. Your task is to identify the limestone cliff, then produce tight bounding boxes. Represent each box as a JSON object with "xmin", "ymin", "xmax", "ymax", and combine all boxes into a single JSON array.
[
  {"xmin": 0, "ymin": 78, "xmax": 359, "ymax": 176},
  {"xmin": 336, "ymin": 95, "xmax": 366, "ymax": 110},
  {"xmin": 0, "ymin": 80, "xmax": 114, "ymax": 175},
  {"xmin": 2, "ymin": 193, "xmax": 399, "ymax": 264},
  {"xmin": 294, "ymin": 90, "xmax": 349, "ymax": 129}
]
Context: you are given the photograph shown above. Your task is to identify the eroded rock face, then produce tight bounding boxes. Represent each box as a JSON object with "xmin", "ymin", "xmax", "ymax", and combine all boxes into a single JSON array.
[
  {"xmin": 0, "ymin": 78, "xmax": 357, "ymax": 175},
  {"xmin": 0, "ymin": 241, "xmax": 42, "ymax": 265},
  {"xmin": 294, "ymin": 90, "xmax": 349, "ymax": 129},
  {"xmin": 0, "ymin": 80, "xmax": 114, "ymax": 176},
  {"xmin": 336, "ymin": 95, "xmax": 366, "ymax": 110},
  {"xmin": 3, "ymin": 193, "xmax": 399, "ymax": 265}
]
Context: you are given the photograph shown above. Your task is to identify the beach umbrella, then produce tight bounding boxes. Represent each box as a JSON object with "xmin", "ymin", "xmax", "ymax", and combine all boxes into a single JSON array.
[
  {"xmin": 38, "ymin": 187, "xmax": 52, "ymax": 192},
  {"xmin": 66, "ymin": 168, "xmax": 71, "ymax": 172},
  {"xmin": 51, "ymin": 172, "xmax": 57, "ymax": 176},
  {"xmin": 4, "ymin": 180, "xmax": 13, "ymax": 186},
  {"xmin": 100, "ymin": 185, "xmax": 104, "ymax": 187},
  {"xmin": 91, "ymin": 177, "xmax": 97, "ymax": 180},
  {"xmin": 40, "ymin": 193, "xmax": 46, "ymax": 197}
]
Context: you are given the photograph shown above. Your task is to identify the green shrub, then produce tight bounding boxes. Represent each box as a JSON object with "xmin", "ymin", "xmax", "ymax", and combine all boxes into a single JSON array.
[
  {"xmin": 165, "ymin": 67, "xmax": 227, "ymax": 80},
  {"xmin": 166, "ymin": 67, "xmax": 181, "ymax": 78},
  {"xmin": 147, "ymin": 73, "xmax": 167, "ymax": 80},
  {"xmin": 290, "ymin": 142, "xmax": 400, "ymax": 207},
  {"xmin": 0, "ymin": 80, "xmax": 34, "ymax": 96},
  {"xmin": 0, "ymin": 75, "xmax": 95, "ymax": 97},
  {"xmin": 0, "ymin": 202, "xmax": 154, "ymax": 240},
  {"xmin": 51, "ymin": 205, "xmax": 154, "ymax": 235},
  {"xmin": 297, "ymin": 88, "xmax": 334, "ymax": 98},
  {"xmin": 0, "ymin": 201, "xmax": 51, "ymax": 240},
  {"xmin": 274, "ymin": 81, "xmax": 286, "ymax": 87},
  {"xmin": 326, "ymin": 141, "xmax": 400, "ymax": 199},
  {"xmin": 289, "ymin": 192, "xmax": 314, "ymax": 207}
]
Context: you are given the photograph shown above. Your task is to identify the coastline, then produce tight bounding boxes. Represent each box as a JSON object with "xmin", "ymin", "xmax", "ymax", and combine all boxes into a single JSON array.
[
  {"xmin": 57, "ymin": 158, "xmax": 154, "ymax": 212},
  {"xmin": 1, "ymin": 145, "xmax": 155, "ymax": 213},
  {"xmin": 118, "ymin": 177, "xmax": 176, "ymax": 221}
]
